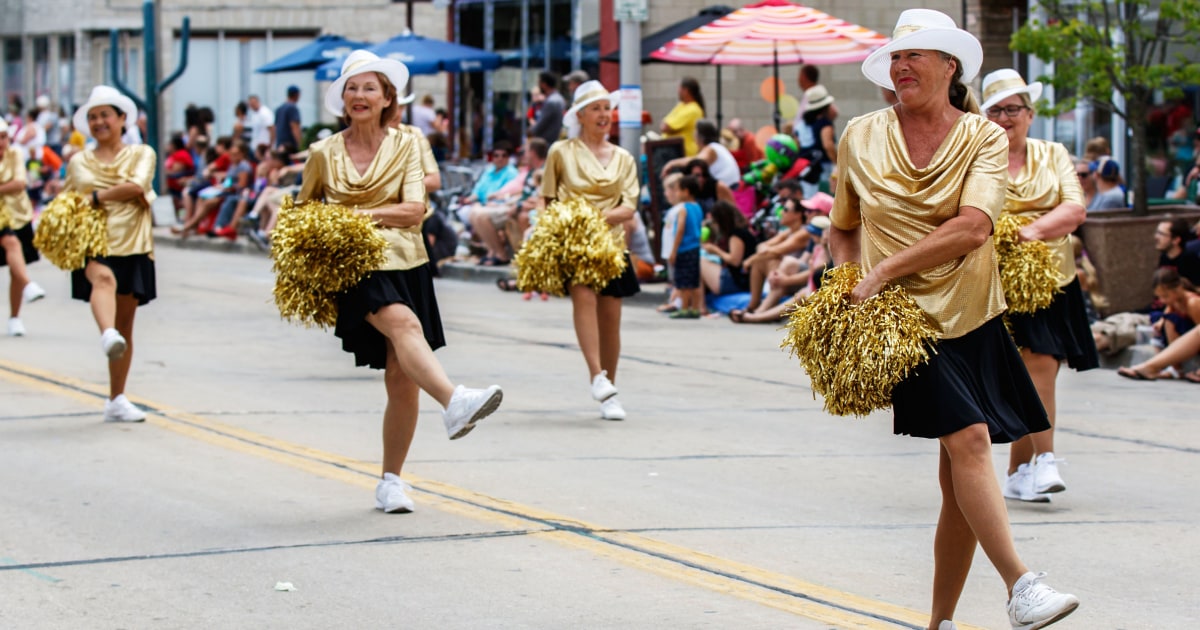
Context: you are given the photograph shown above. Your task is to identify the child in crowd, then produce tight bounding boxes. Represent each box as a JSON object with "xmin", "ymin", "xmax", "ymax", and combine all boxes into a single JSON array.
[
  {"xmin": 657, "ymin": 172, "xmax": 683, "ymax": 313},
  {"xmin": 666, "ymin": 174, "xmax": 704, "ymax": 319}
]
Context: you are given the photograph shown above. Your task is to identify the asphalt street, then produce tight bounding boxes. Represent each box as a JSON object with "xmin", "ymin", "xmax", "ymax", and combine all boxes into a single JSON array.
[{"xmin": 1, "ymin": 244, "xmax": 1196, "ymax": 629}]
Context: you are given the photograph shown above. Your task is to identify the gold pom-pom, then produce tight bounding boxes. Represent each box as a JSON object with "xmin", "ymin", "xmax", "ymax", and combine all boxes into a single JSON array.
[
  {"xmin": 994, "ymin": 214, "xmax": 1063, "ymax": 314},
  {"xmin": 270, "ymin": 196, "xmax": 388, "ymax": 328},
  {"xmin": 781, "ymin": 264, "xmax": 940, "ymax": 417},
  {"xmin": 32, "ymin": 191, "xmax": 109, "ymax": 270},
  {"xmin": 0, "ymin": 201, "xmax": 12, "ymax": 231},
  {"xmin": 513, "ymin": 198, "xmax": 626, "ymax": 296}
]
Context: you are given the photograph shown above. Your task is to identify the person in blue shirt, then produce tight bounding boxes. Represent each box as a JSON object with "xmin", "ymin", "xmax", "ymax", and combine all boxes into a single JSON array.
[
  {"xmin": 463, "ymin": 141, "xmax": 519, "ymax": 206},
  {"xmin": 667, "ymin": 174, "xmax": 704, "ymax": 319}
]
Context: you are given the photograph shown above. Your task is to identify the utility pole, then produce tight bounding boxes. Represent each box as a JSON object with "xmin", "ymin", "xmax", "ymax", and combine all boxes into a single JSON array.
[{"xmin": 615, "ymin": 0, "xmax": 646, "ymax": 161}]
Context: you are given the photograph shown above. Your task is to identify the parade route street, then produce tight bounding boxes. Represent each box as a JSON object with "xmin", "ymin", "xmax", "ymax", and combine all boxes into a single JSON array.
[{"xmin": 1, "ymin": 245, "xmax": 1196, "ymax": 629}]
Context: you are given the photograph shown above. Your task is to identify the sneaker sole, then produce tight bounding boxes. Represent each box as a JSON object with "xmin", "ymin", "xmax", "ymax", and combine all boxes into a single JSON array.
[
  {"xmin": 1035, "ymin": 482, "xmax": 1066, "ymax": 494},
  {"xmin": 104, "ymin": 415, "xmax": 146, "ymax": 423},
  {"xmin": 1003, "ymin": 490, "xmax": 1051, "ymax": 503},
  {"xmin": 592, "ymin": 387, "xmax": 618, "ymax": 402},
  {"xmin": 1014, "ymin": 600, "xmax": 1079, "ymax": 630},
  {"xmin": 375, "ymin": 502, "xmax": 414, "ymax": 514},
  {"xmin": 449, "ymin": 388, "xmax": 503, "ymax": 440},
  {"xmin": 105, "ymin": 339, "xmax": 128, "ymax": 361}
]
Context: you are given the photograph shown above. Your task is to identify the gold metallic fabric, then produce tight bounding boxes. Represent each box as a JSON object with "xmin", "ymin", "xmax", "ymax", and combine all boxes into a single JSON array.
[
  {"xmin": 0, "ymin": 148, "xmax": 33, "ymax": 229},
  {"xmin": 831, "ymin": 108, "xmax": 1007, "ymax": 339},
  {"xmin": 541, "ymin": 138, "xmax": 640, "ymax": 243},
  {"xmin": 1002, "ymin": 138, "xmax": 1083, "ymax": 288},
  {"xmin": 63, "ymin": 145, "xmax": 157, "ymax": 257},
  {"xmin": 297, "ymin": 128, "xmax": 427, "ymax": 271}
]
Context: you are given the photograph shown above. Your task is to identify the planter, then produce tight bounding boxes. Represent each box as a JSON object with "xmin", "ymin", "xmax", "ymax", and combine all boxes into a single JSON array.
[{"xmin": 1081, "ymin": 205, "xmax": 1200, "ymax": 314}]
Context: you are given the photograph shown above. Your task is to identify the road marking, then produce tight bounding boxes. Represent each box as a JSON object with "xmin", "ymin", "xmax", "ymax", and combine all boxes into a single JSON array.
[{"xmin": 0, "ymin": 358, "xmax": 983, "ymax": 630}]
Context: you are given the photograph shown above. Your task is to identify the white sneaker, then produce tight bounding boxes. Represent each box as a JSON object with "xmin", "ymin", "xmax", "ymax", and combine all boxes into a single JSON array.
[
  {"xmin": 374, "ymin": 473, "xmax": 415, "ymax": 513},
  {"xmin": 442, "ymin": 384, "xmax": 502, "ymax": 440},
  {"xmin": 938, "ymin": 622, "xmax": 958, "ymax": 630},
  {"xmin": 1007, "ymin": 571, "xmax": 1079, "ymax": 629},
  {"xmin": 591, "ymin": 370, "xmax": 618, "ymax": 402},
  {"xmin": 103, "ymin": 394, "xmax": 146, "ymax": 423},
  {"xmin": 100, "ymin": 328, "xmax": 127, "ymax": 360},
  {"xmin": 600, "ymin": 397, "xmax": 626, "ymax": 421},
  {"xmin": 7, "ymin": 317, "xmax": 25, "ymax": 337},
  {"xmin": 1032, "ymin": 452, "xmax": 1066, "ymax": 494},
  {"xmin": 22, "ymin": 281, "xmax": 46, "ymax": 303},
  {"xmin": 1003, "ymin": 463, "xmax": 1050, "ymax": 503}
]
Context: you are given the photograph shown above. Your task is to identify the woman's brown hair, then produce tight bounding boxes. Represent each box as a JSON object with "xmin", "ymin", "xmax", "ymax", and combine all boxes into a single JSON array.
[{"xmin": 342, "ymin": 71, "xmax": 398, "ymax": 128}]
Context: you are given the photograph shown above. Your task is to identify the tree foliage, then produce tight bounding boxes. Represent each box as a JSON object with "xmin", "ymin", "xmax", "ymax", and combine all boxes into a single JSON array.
[{"xmin": 1013, "ymin": 0, "xmax": 1200, "ymax": 120}]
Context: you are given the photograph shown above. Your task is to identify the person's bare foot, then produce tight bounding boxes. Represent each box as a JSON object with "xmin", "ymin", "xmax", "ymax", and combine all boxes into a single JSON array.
[{"xmin": 1117, "ymin": 365, "xmax": 1159, "ymax": 381}]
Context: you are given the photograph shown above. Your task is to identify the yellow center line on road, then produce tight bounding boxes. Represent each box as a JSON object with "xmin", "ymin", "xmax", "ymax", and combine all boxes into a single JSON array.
[{"xmin": 0, "ymin": 358, "xmax": 984, "ymax": 630}]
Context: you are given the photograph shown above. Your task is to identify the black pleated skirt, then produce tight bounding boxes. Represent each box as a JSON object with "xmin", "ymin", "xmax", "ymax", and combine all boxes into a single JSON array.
[
  {"xmin": 71, "ymin": 254, "xmax": 157, "ymax": 306},
  {"xmin": 0, "ymin": 224, "xmax": 40, "ymax": 266},
  {"xmin": 598, "ymin": 252, "xmax": 641, "ymax": 298},
  {"xmin": 891, "ymin": 316, "xmax": 1050, "ymax": 444},
  {"xmin": 1007, "ymin": 278, "xmax": 1100, "ymax": 371},
  {"xmin": 335, "ymin": 265, "xmax": 446, "ymax": 370}
]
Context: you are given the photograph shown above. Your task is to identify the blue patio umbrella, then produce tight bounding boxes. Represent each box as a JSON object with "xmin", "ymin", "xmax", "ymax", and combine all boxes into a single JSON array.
[
  {"xmin": 256, "ymin": 34, "xmax": 371, "ymax": 73},
  {"xmin": 315, "ymin": 33, "xmax": 502, "ymax": 80}
]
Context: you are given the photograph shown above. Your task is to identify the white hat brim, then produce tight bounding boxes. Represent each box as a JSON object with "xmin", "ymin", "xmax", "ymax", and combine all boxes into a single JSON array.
[
  {"xmin": 861, "ymin": 29, "xmax": 983, "ymax": 90},
  {"xmin": 74, "ymin": 89, "xmax": 139, "ymax": 139},
  {"xmin": 397, "ymin": 92, "xmax": 416, "ymax": 106},
  {"xmin": 564, "ymin": 91, "xmax": 620, "ymax": 131},
  {"xmin": 324, "ymin": 59, "xmax": 411, "ymax": 118},
  {"xmin": 981, "ymin": 81, "xmax": 1043, "ymax": 112}
]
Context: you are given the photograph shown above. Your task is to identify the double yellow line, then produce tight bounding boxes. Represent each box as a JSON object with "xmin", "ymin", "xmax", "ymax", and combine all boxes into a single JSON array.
[{"xmin": 0, "ymin": 358, "xmax": 980, "ymax": 630}]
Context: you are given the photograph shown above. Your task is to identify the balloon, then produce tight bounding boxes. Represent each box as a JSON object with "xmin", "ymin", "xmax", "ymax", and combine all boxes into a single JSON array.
[
  {"xmin": 765, "ymin": 134, "xmax": 801, "ymax": 170},
  {"xmin": 759, "ymin": 77, "xmax": 785, "ymax": 103},
  {"xmin": 701, "ymin": 225, "xmax": 711, "ymax": 243},
  {"xmin": 754, "ymin": 125, "xmax": 777, "ymax": 152},
  {"xmin": 777, "ymin": 94, "xmax": 800, "ymax": 121}
]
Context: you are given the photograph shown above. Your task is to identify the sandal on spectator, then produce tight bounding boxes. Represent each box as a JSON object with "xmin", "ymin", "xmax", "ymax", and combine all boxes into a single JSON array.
[
  {"xmin": 656, "ymin": 303, "xmax": 679, "ymax": 313},
  {"xmin": 1184, "ymin": 370, "xmax": 1200, "ymax": 384},
  {"xmin": 728, "ymin": 309, "xmax": 747, "ymax": 323},
  {"xmin": 1117, "ymin": 366, "xmax": 1157, "ymax": 381},
  {"xmin": 496, "ymin": 278, "xmax": 519, "ymax": 292}
]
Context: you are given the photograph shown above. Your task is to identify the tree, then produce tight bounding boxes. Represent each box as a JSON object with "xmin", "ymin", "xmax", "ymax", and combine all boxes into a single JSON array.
[{"xmin": 1012, "ymin": 0, "xmax": 1200, "ymax": 215}]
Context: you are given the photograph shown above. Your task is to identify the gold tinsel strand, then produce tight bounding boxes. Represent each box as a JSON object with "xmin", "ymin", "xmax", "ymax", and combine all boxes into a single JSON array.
[
  {"xmin": 513, "ymin": 198, "xmax": 626, "ymax": 296},
  {"xmin": 781, "ymin": 264, "xmax": 940, "ymax": 417},
  {"xmin": 0, "ymin": 201, "xmax": 11, "ymax": 231},
  {"xmin": 270, "ymin": 196, "xmax": 388, "ymax": 328},
  {"xmin": 32, "ymin": 191, "xmax": 109, "ymax": 271},
  {"xmin": 993, "ymin": 214, "xmax": 1062, "ymax": 314}
]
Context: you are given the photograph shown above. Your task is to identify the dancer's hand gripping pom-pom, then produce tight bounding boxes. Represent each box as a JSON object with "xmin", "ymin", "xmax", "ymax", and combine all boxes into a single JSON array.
[
  {"xmin": 513, "ymin": 198, "xmax": 626, "ymax": 297},
  {"xmin": 33, "ymin": 191, "xmax": 109, "ymax": 271}
]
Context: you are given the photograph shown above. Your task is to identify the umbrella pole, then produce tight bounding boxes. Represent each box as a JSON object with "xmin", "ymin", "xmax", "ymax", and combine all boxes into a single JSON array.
[
  {"xmin": 716, "ymin": 66, "xmax": 722, "ymax": 128},
  {"xmin": 772, "ymin": 45, "xmax": 780, "ymax": 131}
]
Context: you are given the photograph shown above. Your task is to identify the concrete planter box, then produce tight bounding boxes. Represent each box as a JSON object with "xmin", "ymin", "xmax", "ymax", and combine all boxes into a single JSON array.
[{"xmin": 1081, "ymin": 205, "xmax": 1200, "ymax": 315}]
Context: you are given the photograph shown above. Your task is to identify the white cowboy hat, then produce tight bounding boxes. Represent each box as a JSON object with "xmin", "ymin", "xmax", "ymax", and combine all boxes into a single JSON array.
[
  {"xmin": 324, "ymin": 49, "xmax": 411, "ymax": 118},
  {"xmin": 803, "ymin": 85, "xmax": 835, "ymax": 113},
  {"xmin": 563, "ymin": 80, "xmax": 619, "ymax": 132},
  {"xmin": 0, "ymin": 119, "xmax": 7, "ymax": 135},
  {"xmin": 73, "ymin": 85, "xmax": 139, "ymax": 137},
  {"xmin": 861, "ymin": 9, "xmax": 983, "ymax": 91},
  {"xmin": 397, "ymin": 92, "xmax": 416, "ymax": 106},
  {"xmin": 980, "ymin": 68, "xmax": 1043, "ymax": 112}
]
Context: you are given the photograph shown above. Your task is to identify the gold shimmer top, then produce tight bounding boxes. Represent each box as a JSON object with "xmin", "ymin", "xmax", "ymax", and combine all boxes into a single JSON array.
[
  {"xmin": 64, "ymin": 145, "xmax": 157, "ymax": 257},
  {"xmin": 831, "ymin": 108, "xmax": 1008, "ymax": 339},
  {"xmin": 541, "ymin": 138, "xmax": 640, "ymax": 241},
  {"xmin": 1, "ymin": 147, "xmax": 34, "ymax": 229},
  {"xmin": 397, "ymin": 123, "xmax": 438, "ymax": 177},
  {"xmin": 297, "ymin": 128, "xmax": 428, "ymax": 271},
  {"xmin": 1002, "ymin": 138, "xmax": 1084, "ymax": 288}
]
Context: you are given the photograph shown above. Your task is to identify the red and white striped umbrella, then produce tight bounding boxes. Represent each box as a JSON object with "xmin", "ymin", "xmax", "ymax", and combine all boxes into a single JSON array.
[{"xmin": 649, "ymin": 0, "xmax": 889, "ymax": 67}]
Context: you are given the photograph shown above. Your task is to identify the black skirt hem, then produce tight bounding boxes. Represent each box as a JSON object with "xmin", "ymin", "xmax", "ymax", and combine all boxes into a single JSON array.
[
  {"xmin": 891, "ymin": 316, "xmax": 1050, "ymax": 444},
  {"xmin": 71, "ymin": 254, "xmax": 156, "ymax": 306},
  {"xmin": 0, "ymin": 223, "xmax": 40, "ymax": 266},
  {"xmin": 334, "ymin": 266, "xmax": 446, "ymax": 370},
  {"xmin": 1008, "ymin": 278, "xmax": 1100, "ymax": 371}
]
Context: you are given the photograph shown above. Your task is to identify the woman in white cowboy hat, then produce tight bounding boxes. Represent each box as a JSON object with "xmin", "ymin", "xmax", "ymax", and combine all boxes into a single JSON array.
[
  {"xmin": 0, "ymin": 118, "xmax": 46, "ymax": 337},
  {"xmin": 296, "ymin": 50, "xmax": 501, "ymax": 514},
  {"xmin": 63, "ymin": 85, "xmax": 156, "ymax": 423},
  {"xmin": 544, "ymin": 80, "xmax": 640, "ymax": 421},
  {"xmin": 833, "ymin": 10, "xmax": 1078, "ymax": 630},
  {"xmin": 389, "ymin": 91, "xmax": 441, "ymax": 195},
  {"xmin": 980, "ymin": 68, "xmax": 1097, "ymax": 507}
]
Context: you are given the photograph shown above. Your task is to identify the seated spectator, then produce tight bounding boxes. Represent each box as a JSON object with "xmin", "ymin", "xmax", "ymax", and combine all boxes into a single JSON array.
[
  {"xmin": 1117, "ymin": 325, "xmax": 1200, "ymax": 382},
  {"xmin": 459, "ymin": 141, "xmax": 518, "ymax": 212},
  {"xmin": 739, "ymin": 196, "xmax": 811, "ymax": 312},
  {"xmin": 1074, "ymin": 159, "xmax": 1096, "ymax": 208},
  {"xmin": 163, "ymin": 134, "xmax": 195, "ymax": 209},
  {"xmin": 659, "ymin": 120, "xmax": 741, "ymax": 188},
  {"xmin": 245, "ymin": 155, "xmax": 305, "ymax": 251},
  {"xmin": 467, "ymin": 137, "xmax": 547, "ymax": 265},
  {"xmin": 214, "ymin": 148, "xmax": 288, "ymax": 240},
  {"xmin": 178, "ymin": 135, "xmax": 231, "ymax": 231},
  {"xmin": 732, "ymin": 215, "xmax": 832, "ymax": 324},
  {"xmin": 172, "ymin": 140, "xmax": 253, "ymax": 238},
  {"xmin": 1148, "ymin": 267, "xmax": 1200, "ymax": 354},
  {"xmin": 676, "ymin": 158, "xmax": 734, "ymax": 215},
  {"xmin": 1087, "ymin": 157, "xmax": 1126, "ymax": 211},
  {"xmin": 700, "ymin": 200, "xmax": 758, "ymax": 296},
  {"xmin": 1156, "ymin": 217, "xmax": 1200, "ymax": 285},
  {"xmin": 726, "ymin": 118, "xmax": 763, "ymax": 171},
  {"xmin": 1083, "ymin": 136, "xmax": 1111, "ymax": 163}
]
